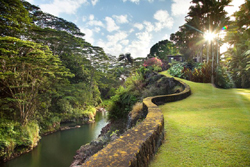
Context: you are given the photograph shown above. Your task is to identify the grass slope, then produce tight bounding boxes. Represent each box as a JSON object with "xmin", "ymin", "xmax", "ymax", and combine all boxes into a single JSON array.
[{"xmin": 150, "ymin": 71, "xmax": 250, "ymax": 167}]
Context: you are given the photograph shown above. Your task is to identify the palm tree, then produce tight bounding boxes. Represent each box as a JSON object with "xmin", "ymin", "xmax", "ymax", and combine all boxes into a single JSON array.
[
  {"xmin": 186, "ymin": 0, "xmax": 231, "ymax": 62},
  {"xmin": 118, "ymin": 53, "xmax": 133, "ymax": 67}
]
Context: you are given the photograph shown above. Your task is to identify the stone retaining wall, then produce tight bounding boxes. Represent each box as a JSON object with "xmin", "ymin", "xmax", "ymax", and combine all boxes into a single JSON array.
[{"xmin": 82, "ymin": 77, "xmax": 191, "ymax": 167}]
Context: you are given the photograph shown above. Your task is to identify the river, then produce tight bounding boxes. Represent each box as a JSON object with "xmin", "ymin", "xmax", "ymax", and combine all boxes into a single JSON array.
[{"xmin": 0, "ymin": 111, "xmax": 108, "ymax": 167}]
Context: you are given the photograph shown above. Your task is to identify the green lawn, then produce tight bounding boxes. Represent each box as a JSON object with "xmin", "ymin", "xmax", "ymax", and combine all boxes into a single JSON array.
[{"xmin": 150, "ymin": 71, "xmax": 250, "ymax": 167}]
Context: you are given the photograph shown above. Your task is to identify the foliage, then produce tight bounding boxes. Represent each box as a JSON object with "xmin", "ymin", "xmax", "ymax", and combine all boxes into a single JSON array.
[
  {"xmin": 169, "ymin": 0, "xmax": 249, "ymax": 88},
  {"xmin": 148, "ymin": 39, "xmax": 179, "ymax": 60},
  {"xmin": 169, "ymin": 62, "xmax": 232, "ymax": 88},
  {"xmin": 0, "ymin": 0, "xmax": 32, "ymax": 37},
  {"xmin": 181, "ymin": 63, "xmax": 213, "ymax": 83},
  {"xmin": 107, "ymin": 86, "xmax": 138, "ymax": 121},
  {"xmin": 128, "ymin": 102, "xmax": 144, "ymax": 126},
  {"xmin": 38, "ymin": 114, "xmax": 61, "ymax": 134},
  {"xmin": 143, "ymin": 57, "xmax": 162, "ymax": 67},
  {"xmin": 224, "ymin": 0, "xmax": 250, "ymax": 88},
  {"xmin": 170, "ymin": 0, "xmax": 231, "ymax": 61},
  {"xmin": 168, "ymin": 62, "xmax": 185, "ymax": 78},
  {"xmin": 0, "ymin": 36, "xmax": 72, "ymax": 125},
  {"xmin": 107, "ymin": 69, "xmax": 181, "ymax": 121},
  {"xmin": 141, "ymin": 73, "xmax": 178, "ymax": 98},
  {"xmin": 0, "ymin": 120, "xmax": 40, "ymax": 160},
  {"xmin": 118, "ymin": 53, "xmax": 133, "ymax": 66},
  {"xmin": 131, "ymin": 102, "xmax": 143, "ymax": 114},
  {"xmin": 0, "ymin": 0, "xmax": 117, "ymax": 160}
]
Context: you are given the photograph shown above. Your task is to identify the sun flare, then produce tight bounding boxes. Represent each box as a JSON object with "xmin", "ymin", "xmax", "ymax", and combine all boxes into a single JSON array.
[{"xmin": 204, "ymin": 32, "xmax": 215, "ymax": 42}]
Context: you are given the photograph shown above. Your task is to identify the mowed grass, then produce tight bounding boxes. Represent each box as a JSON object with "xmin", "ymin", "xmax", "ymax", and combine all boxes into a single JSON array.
[{"xmin": 150, "ymin": 71, "xmax": 250, "ymax": 167}]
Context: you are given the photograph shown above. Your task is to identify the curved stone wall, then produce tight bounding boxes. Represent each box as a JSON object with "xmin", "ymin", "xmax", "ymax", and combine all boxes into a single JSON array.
[{"xmin": 82, "ymin": 77, "xmax": 191, "ymax": 167}]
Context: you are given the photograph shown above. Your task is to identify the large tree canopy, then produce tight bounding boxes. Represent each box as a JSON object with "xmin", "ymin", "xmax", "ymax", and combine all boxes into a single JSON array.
[
  {"xmin": 0, "ymin": 0, "xmax": 31, "ymax": 37},
  {"xmin": 0, "ymin": 0, "xmax": 116, "ymax": 125},
  {"xmin": 148, "ymin": 39, "xmax": 179, "ymax": 60},
  {"xmin": 224, "ymin": 0, "xmax": 250, "ymax": 88},
  {"xmin": 170, "ymin": 0, "xmax": 231, "ymax": 61},
  {"xmin": 0, "ymin": 36, "xmax": 72, "ymax": 124}
]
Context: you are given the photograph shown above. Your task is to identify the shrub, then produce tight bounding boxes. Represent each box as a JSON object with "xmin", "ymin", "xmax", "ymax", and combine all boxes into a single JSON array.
[
  {"xmin": 180, "ymin": 62, "xmax": 233, "ymax": 89},
  {"xmin": 215, "ymin": 66, "xmax": 233, "ymax": 89},
  {"xmin": 83, "ymin": 106, "xmax": 97, "ymax": 121},
  {"xmin": 107, "ymin": 86, "xmax": 138, "ymax": 121},
  {"xmin": 0, "ymin": 120, "xmax": 40, "ymax": 161},
  {"xmin": 127, "ymin": 102, "xmax": 144, "ymax": 128},
  {"xmin": 130, "ymin": 102, "xmax": 143, "ymax": 117},
  {"xmin": 39, "ymin": 115, "xmax": 61, "ymax": 134},
  {"xmin": 168, "ymin": 62, "xmax": 185, "ymax": 78},
  {"xmin": 143, "ymin": 57, "xmax": 163, "ymax": 67}
]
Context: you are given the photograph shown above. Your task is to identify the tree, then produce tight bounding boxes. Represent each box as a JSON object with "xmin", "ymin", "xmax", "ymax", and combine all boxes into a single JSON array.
[
  {"xmin": 148, "ymin": 39, "xmax": 179, "ymax": 60},
  {"xmin": 0, "ymin": 0, "xmax": 31, "ymax": 37},
  {"xmin": 118, "ymin": 53, "xmax": 133, "ymax": 67},
  {"xmin": 0, "ymin": 36, "xmax": 72, "ymax": 124},
  {"xmin": 224, "ymin": 0, "xmax": 250, "ymax": 88},
  {"xmin": 171, "ymin": 0, "xmax": 231, "ymax": 62}
]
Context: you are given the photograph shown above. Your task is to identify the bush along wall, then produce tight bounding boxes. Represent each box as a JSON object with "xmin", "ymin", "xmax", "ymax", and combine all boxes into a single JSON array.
[{"xmin": 81, "ymin": 76, "xmax": 191, "ymax": 167}]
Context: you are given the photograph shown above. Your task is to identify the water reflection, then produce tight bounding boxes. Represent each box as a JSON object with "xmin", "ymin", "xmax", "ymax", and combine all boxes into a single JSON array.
[{"xmin": 1, "ymin": 111, "xmax": 108, "ymax": 167}]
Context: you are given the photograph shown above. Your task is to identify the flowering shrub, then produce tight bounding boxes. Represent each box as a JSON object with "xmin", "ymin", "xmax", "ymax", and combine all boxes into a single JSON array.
[{"xmin": 143, "ymin": 57, "xmax": 162, "ymax": 67}]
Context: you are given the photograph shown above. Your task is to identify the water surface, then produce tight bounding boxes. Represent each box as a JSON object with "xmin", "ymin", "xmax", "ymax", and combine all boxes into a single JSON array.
[{"xmin": 1, "ymin": 112, "xmax": 108, "ymax": 167}]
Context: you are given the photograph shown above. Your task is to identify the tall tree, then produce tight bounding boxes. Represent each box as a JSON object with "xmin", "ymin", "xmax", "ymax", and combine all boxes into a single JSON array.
[
  {"xmin": 148, "ymin": 39, "xmax": 179, "ymax": 60},
  {"xmin": 224, "ymin": 0, "xmax": 250, "ymax": 88},
  {"xmin": 0, "ymin": 0, "xmax": 31, "ymax": 37},
  {"xmin": 0, "ymin": 36, "xmax": 72, "ymax": 124},
  {"xmin": 171, "ymin": 0, "xmax": 231, "ymax": 62}
]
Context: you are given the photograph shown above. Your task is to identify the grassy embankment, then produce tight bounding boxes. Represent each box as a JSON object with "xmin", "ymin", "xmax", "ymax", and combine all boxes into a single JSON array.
[{"xmin": 150, "ymin": 71, "xmax": 250, "ymax": 167}]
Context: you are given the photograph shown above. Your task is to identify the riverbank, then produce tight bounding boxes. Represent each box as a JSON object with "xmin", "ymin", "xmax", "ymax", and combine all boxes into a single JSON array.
[
  {"xmin": 71, "ymin": 73, "xmax": 184, "ymax": 166},
  {"xmin": 0, "ymin": 111, "xmax": 108, "ymax": 167},
  {"xmin": 70, "ymin": 117, "xmax": 131, "ymax": 167},
  {"xmin": 0, "ymin": 108, "xmax": 104, "ymax": 164}
]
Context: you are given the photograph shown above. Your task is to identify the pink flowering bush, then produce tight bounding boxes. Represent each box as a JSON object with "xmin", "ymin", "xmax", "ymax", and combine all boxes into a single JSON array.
[
  {"xmin": 140, "ymin": 57, "xmax": 163, "ymax": 75},
  {"xmin": 143, "ymin": 57, "xmax": 162, "ymax": 67}
]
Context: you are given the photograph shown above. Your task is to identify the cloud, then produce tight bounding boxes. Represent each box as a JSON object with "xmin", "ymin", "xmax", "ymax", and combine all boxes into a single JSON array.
[
  {"xmin": 91, "ymin": 0, "xmax": 98, "ymax": 6},
  {"xmin": 162, "ymin": 34, "xmax": 169, "ymax": 40},
  {"xmin": 154, "ymin": 10, "xmax": 174, "ymax": 31},
  {"xmin": 87, "ymin": 15, "xmax": 105, "ymax": 27},
  {"xmin": 107, "ymin": 31, "xmax": 128, "ymax": 43},
  {"xmin": 124, "ymin": 31, "xmax": 152, "ymax": 58},
  {"xmin": 136, "ymin": 31, "xmax": 152, "ymax": 42},
  {"xmin": 122, "ymin": 0, "xmax": 140, "ymax": 4},
  {"xmin": 40, "ymin": 0, "xmax": 88, "ymax": 16},
  {"xmin": 82, "ymin": 16, "xmax": 87, "ymax": 22},
  {"xmin": 225, "ymin": 0, "xmax": 245, "ymax": 18},
  {"xmin": 134, "ymin": 23, "xmax": 144, "ymax": 30},
  {"xmin": 113, "ymin": 15, "xmax": 129, "ymax": 24},
  {"xmin": 123, "ymin": 0, "xmax": 154, "ymax": 4},
  {"xmin": 171, "ymin": 0, "xmax": 191, "ymax": 16},
  {"xmin": 129, "ymin": 29, "xmax": 135, "ymax": 33},
  {"xmin": 94, "ymin": 27, "xmax": 101, "ymax": 33},
  {"xmin": 105, "ymin": 17, "xmax": 120, "ymax": 32},
  {"xmin": 80, "ymin": 27, "xmax": 94, "ymax": 44},
  {"xmin": 89, "ymin": 14, "xmax": 95, "ymax": 20},
  {"xmin": 120, "ymin": 40, "xmax": 129, "ymax": 45},
  {"xmin": 25, "ymin": 0, "xmax": 34, "ymax": 3},
  {"xmin": 97, "ymin": 39, "xmax": 123, "ymax": 57},
  {"xmin": 143, "ymin": 21, "xmax": 154, "ymax": 32},
  {"xmin": 96, "ymin": 29, "xmax": 152, "ymax": 58},
  {"xmin": 96, "ymin": 31, "xmax": 129, "ymax": 57}
]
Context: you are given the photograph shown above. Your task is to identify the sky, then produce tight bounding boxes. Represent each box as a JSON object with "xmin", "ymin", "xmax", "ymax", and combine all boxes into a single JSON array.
[{"xmin": 26, "ymin": 0, "xmax": 245, "ymax": 58}]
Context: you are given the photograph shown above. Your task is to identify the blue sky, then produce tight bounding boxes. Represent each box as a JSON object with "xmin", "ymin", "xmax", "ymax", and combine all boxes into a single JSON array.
[{"xmin": 26, "ymin": 0, "xmax": 244, "ymax": 58}]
